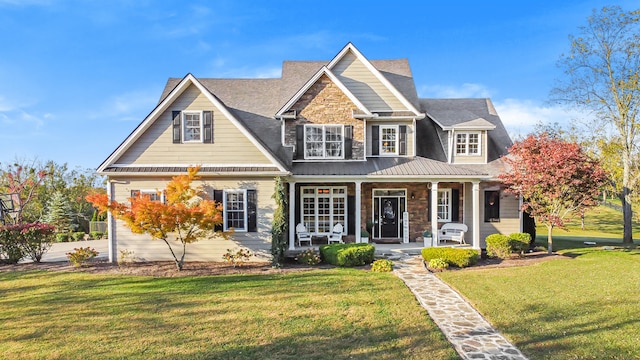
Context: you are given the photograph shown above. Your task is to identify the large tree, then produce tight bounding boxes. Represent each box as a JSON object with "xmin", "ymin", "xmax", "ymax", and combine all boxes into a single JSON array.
[
  {"xmin": 0, "ymin": 162, "xmax": 47, "ymax": 224},
  {"xmin": 87, "ymin": 166, "xmax": 224, "ymax": 270},
  {"xmin": 499, "ymin": 133, "xmax": 608, "ymax": 254},
  {"xmin": 552, "ymin": 6, "xmax": 640, "ymax": 244}
]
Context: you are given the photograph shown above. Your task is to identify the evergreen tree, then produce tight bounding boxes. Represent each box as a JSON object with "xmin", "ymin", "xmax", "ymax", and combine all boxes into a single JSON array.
[{"xmin": 42, "ymin": 191, "xmax": 74, "ymax": 233}]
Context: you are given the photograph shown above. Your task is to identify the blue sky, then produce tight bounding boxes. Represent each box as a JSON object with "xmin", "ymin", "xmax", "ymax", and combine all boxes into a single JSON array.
[{"xmin": 1, "ymin": 0, "xmax": 638, "ymax": 170}]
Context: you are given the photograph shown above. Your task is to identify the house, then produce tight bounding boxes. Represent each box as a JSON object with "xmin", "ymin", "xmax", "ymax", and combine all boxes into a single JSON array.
[{"xmin": 96, "ymin": 42, "xmax": 521, "ymax": 263}]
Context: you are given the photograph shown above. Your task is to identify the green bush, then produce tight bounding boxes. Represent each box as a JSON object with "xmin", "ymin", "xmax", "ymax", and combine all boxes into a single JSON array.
[
  {"xmin": 371, "ymin": 259, "xmax": 393, "ymax": 272},
  {"xmin": 71, "ymin": 232, "xmax": 86, "ymax": 241},
  {"xmin": 421, "ymin": 247, "xmax": 479, "ymax": 268},
  {"xmin": 0, "ymin": 223, "xmax": 56, "ymax": 264},
  {"xmin": 320, "ymin": 243, "xmax": 375, "ymax": 267},
  {"xmin": 56, "ymin": 233, "xmax": 69, "ymax": 242},
  {"xmin": 0, "ymin": 227, "xmax": 26, "ymax": 264},
  {"xmin": 90, "ymin": 231, "xmax": 103, "ymax": 240},
  {"xmin": 427, "ymin": 258, "xmax": 449, "ymax": 271},
  {"xmin": 66, "ymin": 247, "xmax": 99, "ymax": 267},
  {"xmin": 486, "ymin": 233, "xmax": 511, "ymax": 259},
  {"xmin": 508, "ymin": 232, "xmax": 531, "ymax": 254}
]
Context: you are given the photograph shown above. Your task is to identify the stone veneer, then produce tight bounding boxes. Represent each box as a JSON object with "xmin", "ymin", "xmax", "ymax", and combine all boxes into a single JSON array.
[{"xmin": 284, "ymin": 74, "xmax": 365, "ymax": 160}]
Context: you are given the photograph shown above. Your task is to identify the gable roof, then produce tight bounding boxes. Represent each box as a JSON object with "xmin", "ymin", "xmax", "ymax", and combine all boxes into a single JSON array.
[{"xmin": 97, "ymin": 74, "xmax": 288, "ymax": 174}]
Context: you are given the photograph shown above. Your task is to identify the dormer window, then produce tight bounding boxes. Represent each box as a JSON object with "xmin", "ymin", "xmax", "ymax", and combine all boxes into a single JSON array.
[
  {"xmin": 372, "ymin": 125, "xmax": 407, "ymax": 156},
  {"xmin": 380, "ymin": 125, "xmax": 398, "ymax": 155},
  {"xmin": 455, "ymin": 132, "xmax": 480, "ymax": 155},
  {"xmin": 304, "ymin": 124, "xmax": 344, "ymax": 159}
]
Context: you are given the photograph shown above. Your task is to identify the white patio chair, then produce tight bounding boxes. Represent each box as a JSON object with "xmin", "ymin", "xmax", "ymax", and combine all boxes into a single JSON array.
[
  {"xmin": 296, "ymin": 223, "xmax": 312, "ymax": 247},
  {"xmin": 327, "ymin": 223, "xmax": 344, "ymax": 244}
]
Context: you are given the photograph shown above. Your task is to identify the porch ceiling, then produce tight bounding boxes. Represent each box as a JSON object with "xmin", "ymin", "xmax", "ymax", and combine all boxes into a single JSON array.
[{"xmin": 291, "ymin": 157, "xmax": 487, "ymax": 177}]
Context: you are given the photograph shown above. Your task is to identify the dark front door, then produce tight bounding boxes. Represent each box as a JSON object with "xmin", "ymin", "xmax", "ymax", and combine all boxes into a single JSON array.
[{"xmin": 380, "ymin": 197, "xmax": 399, "ymax": 238}]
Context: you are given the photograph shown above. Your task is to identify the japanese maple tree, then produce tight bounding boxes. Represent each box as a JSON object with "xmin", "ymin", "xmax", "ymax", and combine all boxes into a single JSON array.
[
  {"xmin": 499, "ymin": 133, "xmax": 607, "ymax": 254},
  {"xmin": 87, "ymin": 166, "xmax": 224, "ymax": 270}
]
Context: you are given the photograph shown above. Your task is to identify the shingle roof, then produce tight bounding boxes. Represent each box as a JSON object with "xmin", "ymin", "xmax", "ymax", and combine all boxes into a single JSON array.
[{"xmin": 102, "ymin": 166, "xmax": 282, "ymax": 174}]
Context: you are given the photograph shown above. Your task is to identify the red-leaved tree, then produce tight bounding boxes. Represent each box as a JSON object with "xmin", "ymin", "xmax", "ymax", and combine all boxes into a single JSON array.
[
  {"xmin": 86, "ymin": 166, "xmax": 224, "ymax": 270},
  {"xmin": 499, "ymin": 133, "xmax": 608, "ymax": 254}
]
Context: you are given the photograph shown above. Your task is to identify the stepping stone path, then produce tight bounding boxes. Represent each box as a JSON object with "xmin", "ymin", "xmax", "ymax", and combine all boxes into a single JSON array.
[{"xmin": 393, "ymin": 256, "xmax": 528, "ymax": 360}]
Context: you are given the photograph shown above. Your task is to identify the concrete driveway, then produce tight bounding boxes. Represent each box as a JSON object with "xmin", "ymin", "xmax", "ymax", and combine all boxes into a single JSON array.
[{"xmin": 34, "ymin": 239, "xmax": 109, "ymax": 263}]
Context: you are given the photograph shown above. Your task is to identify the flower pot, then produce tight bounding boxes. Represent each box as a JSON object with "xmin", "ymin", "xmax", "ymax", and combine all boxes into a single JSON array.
[{"xmin": 423, "ymin": 237, "xmax": 433, "ymax": 247}]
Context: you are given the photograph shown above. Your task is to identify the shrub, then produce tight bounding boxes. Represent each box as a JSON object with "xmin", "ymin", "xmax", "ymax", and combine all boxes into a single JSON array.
[
  {"xmin": 71, "ymin": 232, "xmax": 86, "ymax": 241},
  {"xmin": 90, "ymin": 231, "xmax": 103, "ymax": 240},
  {"xmin": 222, "ymin": 248, "xmax": 254, "ymax": 268},
  {"xmin": 486, "ymin": 234, "xmax": 511, "ymax": 259},
  {"xmin": 66, "ymin": 247, "xmax": 99, "ymax": 267},
  {"xmin": 0, "ymin": 226, "xmax": 26, "ymax": 264},
  {"xmin": 428, "ymin": 258, "xmax": 449, "ymax": 271},
  {"xmin": 421, "ymin": 247, "xmax": 479, "ymax": 268},
  {"xmin": 508, "ymin": 232, "xmax": 531, "ymax": 255},
  {"xmin": 56, "ymin": 233, "xmax": 69, "ymax": 242},
  {"xmin": 320, "ymin": 243, "xmax": 375, "ymax": 267},
  {"xmin": 371, "ymin": 259, "xmax": 393, "ymax": 272},
  {"xmin": 0, "ymin": 223, "xmax": 55, "ymax": 264},
  {"xmin": 296, "ymin": 249, "xmax": 321, "ymax": 265},
  {"xmin": 119, "ymin": 249, "xmax": 135, "ymax": 266}
]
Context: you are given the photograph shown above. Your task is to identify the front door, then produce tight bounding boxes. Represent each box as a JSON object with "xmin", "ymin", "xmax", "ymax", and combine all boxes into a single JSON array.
[{"xmin": 380, "ymin": 197, "xmax": 399, "ymax": 237}]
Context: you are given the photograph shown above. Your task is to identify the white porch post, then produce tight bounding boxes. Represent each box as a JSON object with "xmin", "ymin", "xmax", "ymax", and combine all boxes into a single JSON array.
[
  {"xmin": 430, "ymin": 182, "xmax": 439, "ymax": 246},
  {"xmin": 355, "ymin": 181, "xmax": 362, "ymax": 243},
  {"xmin": 472, "ymin": 182, "xmax": 481, "ymax": 249},
  {"xmin": 288, "ymin": 181, "xmax": 296, "ymax": 251}
]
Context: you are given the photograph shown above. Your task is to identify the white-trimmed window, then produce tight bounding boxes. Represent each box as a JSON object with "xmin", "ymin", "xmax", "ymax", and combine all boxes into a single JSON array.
[
  {"xmin": 380, "ymin": 125, "xmax": 398, "ymax": 155},
  {"xmin": 437, "ymin": 189, "xmax": 451, "ymax": 222},
  {"xmin": 223, "ymin": 189, "xmax": 247, "ymax": 232},
  {"xmin": 301, "ymin": 186, "xmax": 347, "ymax": 234},
  {"xmin": 183, "ymin": 111, "xmax": 202, "ymax": 142},
  {"xmin": 130, "ymin": 190, "xmax": 165, "ymax": 203},
  {"xmin": 304, "ymin": 125, "xmax": 344, "ymax": 159},
  {"xmin": 455, "ymin": 132, "xmax": 480, "ymax": 155}
]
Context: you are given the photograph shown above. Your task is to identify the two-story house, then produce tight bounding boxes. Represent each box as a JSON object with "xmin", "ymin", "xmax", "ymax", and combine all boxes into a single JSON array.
[{"xmin": 96, "ymin": 43, "xmax": 521, "ymax": 262}]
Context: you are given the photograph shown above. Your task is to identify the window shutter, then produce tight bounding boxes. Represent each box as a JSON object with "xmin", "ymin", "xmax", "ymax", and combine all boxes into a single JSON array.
[
  {"xmin": 451, "ymin": 189, "xmax": 460, "ymax": 222},
  {"xmin": 295, "ymin": 125, "xmax": 304, "ymax": 160},
  {"xmin": 347, "ymin": 195, "xmax": 355, "ymax": 235},
  {"xmin": 372, "ymin": 125, "xmax": 379, "ymax": 155},
  {"xmin": 172, "ymin": 111, "xmax": 181, "ymax": 143},
  {"xmin": 203, "ymin": 111, "xmax": 213, "ymax": 143},
  {"xmin": 399, "ymin": 125, "xmax": 407, "ymax": 155},
  {"xmin": 247, "ymin": 189, "xmax": 257, "ymax": 232},
  {"xmin": 344, "ymin": 125, "xmax": 353, "ymax": 159},
  {"xmin": 213, "ymin": 190, "xmax": 224, "ymax": 232}
]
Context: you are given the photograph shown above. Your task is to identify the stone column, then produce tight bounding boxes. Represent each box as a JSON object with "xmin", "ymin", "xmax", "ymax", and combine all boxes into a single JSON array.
[{"xmin": 288, "ymin": 181, "xmax": 296, "ymax": 251}]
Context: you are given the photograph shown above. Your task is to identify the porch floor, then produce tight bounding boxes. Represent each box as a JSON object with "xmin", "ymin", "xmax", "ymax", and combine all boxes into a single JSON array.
[{"xmin": 286, "ymin": 241, "xmax": 472, "ymax": 259}]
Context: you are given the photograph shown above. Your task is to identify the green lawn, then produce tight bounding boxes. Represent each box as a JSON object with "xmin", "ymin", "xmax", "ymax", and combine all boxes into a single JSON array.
[
  {"xmin": 0, "ymin": 268, "xmax": 457, "ymax": 360},
  {"xmin": 440, "ymin": 247, "xmax": 640, "ymax": 359}
]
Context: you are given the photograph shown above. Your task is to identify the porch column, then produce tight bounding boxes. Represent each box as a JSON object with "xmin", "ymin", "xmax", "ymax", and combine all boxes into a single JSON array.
[
  {"xmin": 430, "ymin": 181, "xmax": 439, "ymax": 246},
  {"xmin": 355, "ymin": 180, "xmax": 362, "ymax": 243},
  {"xmin": 288, "ymin": 181, "xmax": 296, "ymax": 251},
  {"xmin": 107, "ymin": 180, "xmax": 115, "ymax": 263},
  {"xmin": 472, "ymin": 182, "xmax": 481, "ymax": 249}
]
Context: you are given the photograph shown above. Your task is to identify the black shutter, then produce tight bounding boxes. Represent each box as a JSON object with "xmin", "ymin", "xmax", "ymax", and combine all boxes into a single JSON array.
[
  {"xmin": 295, "ymin": 125, "xmax": 304, "ymax": 160},
  {"xmin": 294, "ymin": 184, "xmax": 301, "ymax": 227},
  {"xmin": 451, "ymin": 189, "xmax": 460, "ymax": 222},
  {"xmin": 344, "ymin": 125, "xmax": 353, "ymax": 159},
  {"xmin": 247, "ymin": 189, "xmax": 257, "ymax": 232},
  {"xmin": 372, "ymin": 125, "xmax": 379, "ymax": 155},
  {"xmin": 347, "ymin": 195, "xmax": 355, "ymax": 235},
  {"xmin": 213, "ymin": 190, "xmax": 224, "ymax": 231},
  {"xmin": 203, "ymin": 111, "xmax": 213, "ymax": 143},
  {"xmin": 172, "ymin": 111, "xmax": 181, "ymax": 143},
  {"xmin": 399, "ymin": 125, "xmax": 407, "ymax": 155}
]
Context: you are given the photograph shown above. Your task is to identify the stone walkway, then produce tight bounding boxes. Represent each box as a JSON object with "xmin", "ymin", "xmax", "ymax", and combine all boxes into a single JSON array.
[{"xmin": 393, "ymin": 255, "xmax": 528, "ymax": 360}]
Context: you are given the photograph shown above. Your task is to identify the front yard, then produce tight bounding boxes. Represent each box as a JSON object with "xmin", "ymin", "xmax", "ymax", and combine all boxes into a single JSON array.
[{"xmin": 0, "ymin": 268, "xmax": 457, "ymax": 360}]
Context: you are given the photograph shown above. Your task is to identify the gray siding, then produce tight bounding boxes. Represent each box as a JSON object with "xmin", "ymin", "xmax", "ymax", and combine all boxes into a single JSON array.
[{"xmin": 479, "ymin": 185, "xmax": 521, "ymax": 247}]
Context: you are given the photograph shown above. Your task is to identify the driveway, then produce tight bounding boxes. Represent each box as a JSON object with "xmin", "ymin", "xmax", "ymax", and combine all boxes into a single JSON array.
[{"xmin": 35, "ymin": 239, "xmax": 109, "ymax": 262}]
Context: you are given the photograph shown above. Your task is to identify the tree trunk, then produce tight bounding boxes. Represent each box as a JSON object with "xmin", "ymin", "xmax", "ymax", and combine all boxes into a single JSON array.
[
  {"xmin": 622, "ymin": 148, "xmax": 634, "ymax": 244},
  {"xmin": 547, "ymin": 225, "xmax": 554, "ymax": 255}
]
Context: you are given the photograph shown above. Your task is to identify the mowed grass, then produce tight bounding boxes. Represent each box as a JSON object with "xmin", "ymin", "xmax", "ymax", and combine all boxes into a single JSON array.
[
  {"xmin": 440, "ymin": 248, "xmax": 640, "ymax": 359},
  {"xmin": 0, "ymin": 269, "xmax": 458, "ymax": 360}
]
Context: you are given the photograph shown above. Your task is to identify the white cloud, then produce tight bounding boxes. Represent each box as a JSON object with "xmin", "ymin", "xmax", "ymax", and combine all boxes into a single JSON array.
[
  {"xmin": 419, "ymin": 83, "xmax": 494, "ymax": 98},
  {"xmin": 101, "ymin": 89, "xmax": 158, "ymax": 122}
]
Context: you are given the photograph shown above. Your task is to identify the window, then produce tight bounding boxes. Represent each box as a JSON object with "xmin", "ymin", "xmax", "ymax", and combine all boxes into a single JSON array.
[
  {"xmin": 437, "ymin": 189, "xmax": 451, "ymax": 222},
  {"xmin": 130, "ymin": 190, "xmax": 164, "ymax": 203},
  {"xmin": 380, "ymin": 125, "xmax": 398, "ymax": 155},
  {"xmin": 455, "ymin": 132, "xmax": 481, "ymax": 155},
  {"xmin": 183, "ymin": 112, "xmax": 202, "ymax": 142},
  {"xmin": 301, "ymin": 187, "xmax": 347, "ymax": 234},
  {"xmin": 304, "ymin": 125, "xmax": 344, "ymax": 159},
  {"xmin": 223, "ymin": 190, "xmax": 247, "ymax": 231},
  {"xmin": 484, "ymin": 190, "xmax": 500, "ymax": 222}
]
